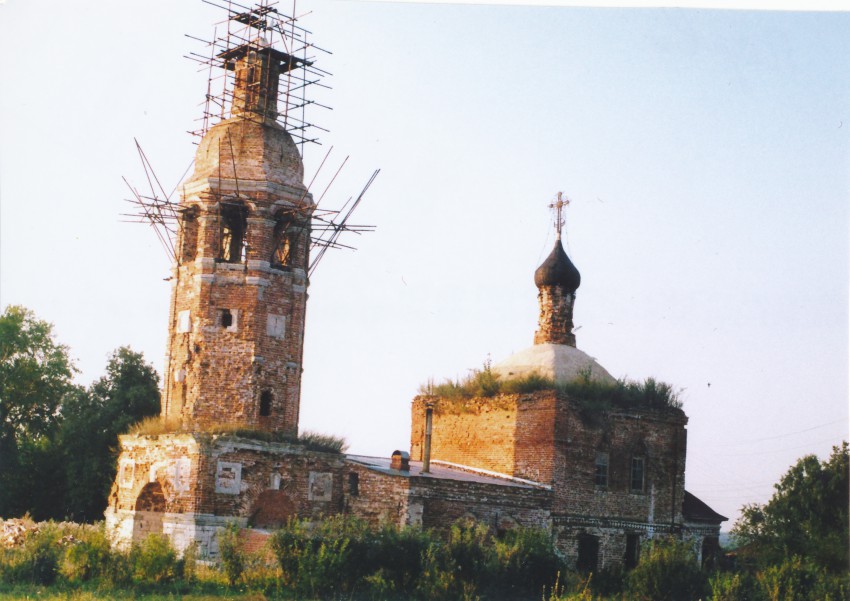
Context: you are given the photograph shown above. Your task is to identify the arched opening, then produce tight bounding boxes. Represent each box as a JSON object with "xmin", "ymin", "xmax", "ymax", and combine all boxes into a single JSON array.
[
  {"xmin": 249, "ymin": 489, "xmax": 296, "ymax": 529},
  {"xmin": 271, "ymin": 217, "xmax": 294, "ymax": 269},
  {"xmin": 179, "ymin": 206, "xmax": 199, "ymax": 263},
  {"xmin": 219, "ymin": 203, "xmax": 247, "ymax": 263},
  {"xmin": 133, "ymin": 481, "xmax": 166, "ymax": 541},
  {"xmin": 259, "ymin": 390, "xmax": 273, "ymax": 417}
]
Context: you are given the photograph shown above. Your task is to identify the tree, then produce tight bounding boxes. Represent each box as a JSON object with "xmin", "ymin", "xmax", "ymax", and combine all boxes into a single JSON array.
[
  {"xmin": 732, "ymin": 442, "xmax": 849, "ymax": 573},
  {"xmin": 62, "ymin": 347, "xmax": 160, "ymax": 522},
  {"xmin": 0, "ymin": 306, "xmax": 77, "ymax": 517}
]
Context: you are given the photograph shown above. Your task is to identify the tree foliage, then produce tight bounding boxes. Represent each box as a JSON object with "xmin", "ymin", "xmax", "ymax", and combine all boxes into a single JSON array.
[
  {"xmin": 732, "ymin": 442, "xmax": 849, "ymax": 573},
  {"xmin": 62, "ymin": 347, "xmax": 160, "ymax": 522},
  {"xmin": 0, "ymin": 306, "xmax": 160, "ymax": 521},
  {"xmin": 0, "ymin": 306, "xmax": 77, "ymax": 517}
]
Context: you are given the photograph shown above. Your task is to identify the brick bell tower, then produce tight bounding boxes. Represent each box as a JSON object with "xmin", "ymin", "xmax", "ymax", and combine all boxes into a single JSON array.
[{"xmin": 162, "ymin": 38, "xmax": 313, "ymax": 435}]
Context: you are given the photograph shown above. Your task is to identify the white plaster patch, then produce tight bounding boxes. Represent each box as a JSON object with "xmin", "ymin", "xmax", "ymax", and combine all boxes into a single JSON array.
[
  {"xmin": 267, "ymin": 314, "xmax": 286, "ymax": 339},
  {"xmin": 308, "ymin": 471, "xmax": 333, "ymax": 502},
  {"xmin": 174, "ymin": 457, "xmax": 191, "ymax": 493},
  {"xmin": 119, "ymin": 460, "xmax": 135, "ymax": 488},
  {"xmin": 215, "ymin": 461, "xmax": 242, "ymax": 494},
  {"xmin": 176, "ymin": 310, "xmax": 192, "ymax": 333}
]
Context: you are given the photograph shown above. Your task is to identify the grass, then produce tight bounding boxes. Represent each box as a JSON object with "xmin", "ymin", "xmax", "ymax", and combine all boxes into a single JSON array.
[
  {"xmin": 127, "ymin": 420, "xmax": 347, "ymax": 454},
  {"xmin": 419, "ymin": 366, "xmax": 682, "ymax": 414}
]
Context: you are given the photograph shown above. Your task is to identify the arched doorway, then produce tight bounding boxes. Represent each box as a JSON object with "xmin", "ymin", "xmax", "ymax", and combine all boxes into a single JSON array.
[{"xmin": 133, "ymin": 481, "xmax": 165, "ymax": 541}]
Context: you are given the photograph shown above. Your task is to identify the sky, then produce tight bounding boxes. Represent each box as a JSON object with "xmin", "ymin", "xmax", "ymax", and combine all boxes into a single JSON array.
[{"xmin": 1, "ymin": 0, "xmax": 848, "ymax": 528}]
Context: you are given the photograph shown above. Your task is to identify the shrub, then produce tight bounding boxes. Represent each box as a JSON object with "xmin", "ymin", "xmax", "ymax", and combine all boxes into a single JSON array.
[
  {"xmin": 492, "ymin": 527, "xmax": 562, "ymax": 596},
  {"xmin": 129, "ymin": 532, "xmax": 178, "ymax": 584},
  {"xmin": 60, "ymin": 526, "xmax": 112, "ymax": 583},
  {"xmin": 0, "ymin": 522, "xmax": 62, "ymax": 585},
  {"xmin": 218, "ymin": 522, "xmax": 246, "ymax": 586},
  {"xmin": 627, "ymin": 537, "xmax": 706, "ymax": 601},
  {"xmin": 710, "ymin": 570, "xmax": 764, "ymax": 601},
  {"xmin": 756, "ymin": 556, "xmax": 849, "ymax": 601}
]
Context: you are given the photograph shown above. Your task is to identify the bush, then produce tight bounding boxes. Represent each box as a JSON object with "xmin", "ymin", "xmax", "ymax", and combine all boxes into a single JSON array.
[
  {"xmin": 129, "ymin": 532, "xmax": 178, "ymax": 584},
  {"xmin": 710, "ymin": 570, "xmax": 764, "ymax": 601},
  {"xmin": 756, "ymin": 556, "xmax": 849, "ymax": 601},
  {"xmin": 218, "ymin": 522, "xmax": 245, "ymax": 586},
  {"xmin": 0, "ymin": 522, "xmax": 62, "ymax": 585},
  {"xmin": 627, "ymin": 537, "xmax": 706, "ymax": 601},
  {"xmin": 492, "ymin": 527, "xmax": 562, "ymax": 596},
  {"xmin": 60, "ymin": 526, "xmax": 112, "ymax": 583}
]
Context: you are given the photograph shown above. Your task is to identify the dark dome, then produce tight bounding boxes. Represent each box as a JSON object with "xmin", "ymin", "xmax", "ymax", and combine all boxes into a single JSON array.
[{"xmin": 534, "ymin": 240, "xmax": 581, "ymax": 291}]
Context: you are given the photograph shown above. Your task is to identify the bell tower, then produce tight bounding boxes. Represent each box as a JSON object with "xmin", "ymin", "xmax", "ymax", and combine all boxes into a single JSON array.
[{"xmin": 161, "ymin": 35, "xmax": 314, "ymax": 435}]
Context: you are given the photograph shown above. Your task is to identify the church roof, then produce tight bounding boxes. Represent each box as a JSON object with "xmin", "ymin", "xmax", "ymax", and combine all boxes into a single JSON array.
[
  {"xmin": 534, "ymin": 240, "xmax": 581, "ymax": 292},
  {"xmin": 492, "ymin": 343, "xmax": 616, "ymax": 385},
  {"xmin": 683, "ymin": 490, "xmax": 728, "ymax": 524}
]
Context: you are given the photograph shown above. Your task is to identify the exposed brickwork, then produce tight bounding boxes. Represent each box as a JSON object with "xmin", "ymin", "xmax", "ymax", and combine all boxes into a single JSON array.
[
  {"xmin": 410, "ymin": 394, "xmax": 557, "ymax": 483},
  {"xmin": 534, "ymin": 287, "xmax": 576, "ymax": 346}
]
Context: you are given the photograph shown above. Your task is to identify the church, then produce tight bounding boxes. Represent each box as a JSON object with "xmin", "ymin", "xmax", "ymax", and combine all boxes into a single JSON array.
[{"xmin": 105, "ymin": 2, "xmax": 725, "ymax": 572}]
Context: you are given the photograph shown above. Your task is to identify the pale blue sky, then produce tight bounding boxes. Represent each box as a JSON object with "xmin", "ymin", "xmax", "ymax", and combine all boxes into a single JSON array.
[{"xmin": 1, "ymin": 1, "xmax": 847, "ymax": 527}]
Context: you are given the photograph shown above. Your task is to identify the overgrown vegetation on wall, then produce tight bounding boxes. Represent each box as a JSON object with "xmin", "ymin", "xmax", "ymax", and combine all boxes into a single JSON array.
[
  {"xmin": 2, "ymin": 516, "xmax": 848, "ymax": 601},
  {"xmin": 418, "ymin": 364, "xmax": 682, "ymax": 413},
  {"xmin": 129, "ymin": 417, "xmax": 348, "ymax": 455}
]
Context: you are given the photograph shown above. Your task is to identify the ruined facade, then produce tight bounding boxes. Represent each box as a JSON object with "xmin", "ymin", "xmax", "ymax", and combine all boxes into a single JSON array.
[{"xmin": 106, "ymin": 5, "xmax": 724, "ymax": 571}]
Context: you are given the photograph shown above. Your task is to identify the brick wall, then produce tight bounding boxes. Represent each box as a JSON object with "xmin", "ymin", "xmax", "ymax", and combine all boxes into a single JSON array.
[
  {"xmin": 161, "ymin": 116, "xmax": 313, "ymax": 435},
  {"xmin": 410, "ymin": 392, "xmax": 558, "ymax": 483}
]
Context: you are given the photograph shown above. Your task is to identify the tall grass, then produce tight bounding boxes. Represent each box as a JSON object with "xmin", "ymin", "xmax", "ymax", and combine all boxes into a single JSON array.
[
  {"xmin": 419, "ymin": 365, "xmax": 681, "ymax": 413},
  {"xmin": 128, "ymin": 419, "xmax": 347, "ymax": 454}
]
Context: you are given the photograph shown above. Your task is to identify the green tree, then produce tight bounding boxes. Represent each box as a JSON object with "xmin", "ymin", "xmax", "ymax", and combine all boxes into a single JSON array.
[
  {"xmin": 0, "ymin": 306, "xmax": 77, "ymax": 517},
  {"xmin": 732, "ymin": 442, "xmax": 849, "ymax": 573},
  {"xmin": 62, "ymin": 347, "xmax": 160, "ymax": 522}
]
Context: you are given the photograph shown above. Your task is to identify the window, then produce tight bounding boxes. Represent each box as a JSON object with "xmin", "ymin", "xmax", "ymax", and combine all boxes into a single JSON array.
[
  {"xmin": 271, "ymin": 220, "xmax": 293, "ymax": 268},
  {"xmin": 219, "ymin": 204, "xmax": 247, "ymax": 263},
  {"xmin": 625, "ymin": 533, "xmax": 641, "ymax": 569},
  {"xmin": 348, "ymin": 472, "xmax": 359, "ymax": 497},
  {"xmin": 217, "ymin": 309, "xmax": 237, "ymax": 332},
  {"xmin": 594, "ymin": 452, "xmax": 609, "ymax": 488},
  {"xmin": 630, "ymin": 456, "xmax": 646, "ymax": 493},
  {"xmin": 259, "ymin": 390, "xmax": 273, "ymax": 417},
  {"xmin": 576, "ymin": 534, "xmax": 599, "ymax": 573},
  {"xmin": 180, "ymin": 207, "xmax": 199, "ymax": 263}
]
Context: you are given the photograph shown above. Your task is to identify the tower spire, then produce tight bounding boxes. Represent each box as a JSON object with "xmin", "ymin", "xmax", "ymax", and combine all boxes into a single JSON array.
[
  {"xmin": 534, "ymin": 193, "xmax": 581, "ymax": 347},
  {"xmin": 549, "ymin": 191, "xmax": 569, "ymax": 241}
]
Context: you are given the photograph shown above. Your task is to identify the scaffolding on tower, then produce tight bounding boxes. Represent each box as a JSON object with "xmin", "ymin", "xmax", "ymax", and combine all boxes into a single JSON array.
[
  {"xmin": 185, "ymin": 0, "xmax": 332, "ymax": 152},
  {"xmin": 122, "ymin": 1, "xmax": 376, "ymax": 273}
]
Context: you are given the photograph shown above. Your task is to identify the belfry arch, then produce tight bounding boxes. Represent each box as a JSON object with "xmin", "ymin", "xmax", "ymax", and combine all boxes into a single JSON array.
[{"xmin": 133, "ymin": 481, "xmax": 166, "ymax": 541}]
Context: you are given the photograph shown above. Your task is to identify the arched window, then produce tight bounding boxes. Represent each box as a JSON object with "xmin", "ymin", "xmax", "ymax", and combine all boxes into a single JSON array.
[
  {"xmin": 271, "ymin": 218, "xmax": 293, "ymax": 268},
  {"xmin": 180, "ymin": 207, "xmax": 199, "ymax": 263},
  {"xmin": 219, "ymin": 203, "xmax": 247, "ymax": 263},
  {"xmin": 259, "ymin": 390, "xmax": 273, "ymax": 417}
]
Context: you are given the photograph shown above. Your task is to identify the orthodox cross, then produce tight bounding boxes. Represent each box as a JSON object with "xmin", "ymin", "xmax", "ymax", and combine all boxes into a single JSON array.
[{"xmin": 549, "ymin": 191, "xmax": 570, "ymax": 241}]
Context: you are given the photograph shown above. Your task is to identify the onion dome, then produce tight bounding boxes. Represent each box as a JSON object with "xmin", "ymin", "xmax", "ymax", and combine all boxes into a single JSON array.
[{"xmin": 534, "ymin": 240, "xmax": 581, "ymax": 292}]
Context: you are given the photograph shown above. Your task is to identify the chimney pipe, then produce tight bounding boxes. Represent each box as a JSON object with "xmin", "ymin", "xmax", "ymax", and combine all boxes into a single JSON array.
[{"xmin": 422, "ymin": 403, "xmax": 433, "ymax": 474}]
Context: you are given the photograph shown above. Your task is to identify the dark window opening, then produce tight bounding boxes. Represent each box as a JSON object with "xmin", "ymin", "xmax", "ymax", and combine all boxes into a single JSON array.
[
  {"xmin": 348, "ymin": 472, "xmax": 359, "ymax": 497},
  {"xmin": 219, "ymin": 204, "xmax": 247, "ymax": 263},
  {"xmin": 271, "ymin": 219, "xmax": 294, "ymax": 268},
  {"xmin": 625, "ymin": 534, "xmax": 641, "ymax": 569},
  {"xmin": 220, "ymin": 309, "xmax": 233, "ymax": 328},
  {"xmin": 595, "ymin": 452, "xmax": 609, "ymax": 488},
  {"xmin": 180, "ymin": 208, "xmax": 199, "ymax": 263},
  {"xmin": 631, "ymin": 456, "xmax": 646, "ymax": 493},
  {"xmin": 701, "ymin": 536, "xmax": 719, "ymax": 570},
  {"xmin": 577, "ymin": 534, "xmax": 599, "ymax": 573},
  {"xmin": 259, "ymin": 390, "xmax": 273, "ymax": 417}
]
